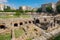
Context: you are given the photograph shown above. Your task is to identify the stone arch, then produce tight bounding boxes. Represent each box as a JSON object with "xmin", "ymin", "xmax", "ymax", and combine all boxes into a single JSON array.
[
  {"xmin": 35, "ymin": 19, "xmax": 40, "ymax": 23},
  {"xmin": 25, "ymin": 21, "xmax": 27, "ymax": 24},
  {"xmin": 34, "ymin": 29, "xmax": 37, "ymax": 31},
  {"xmin": 20, "ymin": 22, "xmax": 23, "ymax": 25},
  {"xmin": 40, "ymin": 26, "xmax": 48, "ymax": 30},
  {"xmin": 14, "ymin": 23, "xmax": 18, "ymax": 27},
  {"xmin": 57, "ymin": 20, "xmax": 60, "ymax": 24},
  {"xmin": 29, "ymin": 21, "xmax": 31, "ymax": 24},
  {"xmin": 44, "ymin": 18, "xmax": 47, "ymax": 21},
  {"xmin": 32, "ymin": 21, "xmax": 34, "ymax": 24},
  {"xmin": 0, "ymin": 25, "xmax": 6, "ymax": 29}
]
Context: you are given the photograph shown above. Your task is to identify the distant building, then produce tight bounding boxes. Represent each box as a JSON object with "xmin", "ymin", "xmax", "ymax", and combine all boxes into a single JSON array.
[
  {"xmin": 32, "ymin": 8, "xmax": 38, "ymax": 11},
  {"xmin": 56, "ymin": 0, "xmax": 60, "ymax": 5},
  {"xmin": 56, "ymin": 0, "xmax": 60, "ymax": 6},
  {"xmin": 56, "ymin": 0, "xmax": 60, "ymax": 12},
  {"xmin": 10, "ymin": 7, "xmax": 16, "ymax": 10},
  {"xmin": 41, "ymin": 3, "xmax": 56, "ymax": 12},
  {"xmin": 41, "ymin": 4, "xmax": 48, "ymax": 12},
  {"xmin": 0, "ymin": 4, "xmax": 5, "ymax": 11},
  {"xmin": 20, "ymin": 6, "xmax": 33, "ymax": 11},
  {"xmin": 0, "ymin": 4, "xmax": 16, "ymax": 11}
]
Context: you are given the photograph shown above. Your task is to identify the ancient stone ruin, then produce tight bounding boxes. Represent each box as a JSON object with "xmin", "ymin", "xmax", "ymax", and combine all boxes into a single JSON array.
[{"xmin": 0, "ymin": 16, "xmax": 60, "ymax": 40}]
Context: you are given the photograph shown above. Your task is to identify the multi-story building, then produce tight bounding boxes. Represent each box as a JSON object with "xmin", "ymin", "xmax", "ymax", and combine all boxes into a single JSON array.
[
  {"xmin": 41, "ymin": 4, "xmax": 48, "ymax": 12},
  {"xmin": 0, "ymin": 4, "xmax": 16, "ymax": 11},
  {"xmin": 10, "ymin": 7, "xmax": 16, "ymax": 10},
  {"xmin": 32, "ymin": 8, "xmax": 38, "ymax": 11},
  {"xmin": 20, "ymin": 6, "xmax": 33, "ymax": 11},
  {"xmin": 0, "ymin": 4, "xmax": 5, "ymax": 11},
  {"xmin": 56, "ymin": 0, "xmax": 60, "ymax": 5},
  {"xmin": 41, "ymin": 3, "xmax": 56, "ymax": 12}
]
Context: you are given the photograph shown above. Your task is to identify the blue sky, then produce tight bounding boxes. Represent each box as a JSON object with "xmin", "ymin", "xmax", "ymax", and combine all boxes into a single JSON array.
[{"xmin": 2, "ymin": 0, "xmax": 58, "ymax": 9}]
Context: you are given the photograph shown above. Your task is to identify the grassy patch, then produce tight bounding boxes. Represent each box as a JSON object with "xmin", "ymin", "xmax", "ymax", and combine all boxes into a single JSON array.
[
  {"xmin": 26, "ymin": 38, "xmax": 32, "ymax": 40},
  {"xmin": 0, "ymin": 15, "xmax": 30, "ymax": 18},
  {"xmin": 0, "ymin": 33, "xmax": 11, "ymax": 40},
  {"xmin": 53, "ymin": 35, "xmax": 60, "ymax": 40},
  {"xmin": 0, "ymin": 15, "xmax": 18, "ymax": 18},
  {"xmin": 20, "ymin": 15, "xmax": 30, "ymax": 18},
  {"xmin": 14, "ymin": 29, "xmax": 24, "ymax": 38}
]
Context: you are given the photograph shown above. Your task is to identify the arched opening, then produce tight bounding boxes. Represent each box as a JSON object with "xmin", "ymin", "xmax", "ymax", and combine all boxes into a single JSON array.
[
  {"xmin": 14, "ymin": 23, "xmax": 18, "ymax": 27},
  {"xmin": 34, "ymin": 29, "xmax": 37, "ymax": 31},
  {"xmin": 40, "ymin": 23, "xmax": 48, "ymax": 30},
  {"xmin": 44, "ymin": 18, "xmax": 47, "ymax": 21},
  {"xmin": 29, "ymin": 21, "xmax": 31, "ymax": 24},
  {"xmin": 35, "ymin": 19, "xmax": 40, "ymax": 23},
  {"xmin": 0, "ymin": 25, "xmax": 6, "ymax": 29},
  {"xmin": 32, "ymin": 21, "xmax": 34, "ymax": 24},
  {"xmin": 25, "ymin": 22, "xmax": 27, "ymax": 24},
  {"xmin": 57, "ymin": 20, "xmax": 60, "ymax": 24},
  {"xmin": 20, "ymin": 22, "xmax": 23, "ymax": 25},
  {"xmin": 40, "ymin": 24, "xmax": 48, "ymax": 30}
]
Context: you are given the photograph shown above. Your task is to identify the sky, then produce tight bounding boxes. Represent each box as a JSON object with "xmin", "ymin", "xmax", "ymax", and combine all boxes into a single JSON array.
[{"xmin": 0, "ymin": 0, "xmax": 59, "ymax": 9}]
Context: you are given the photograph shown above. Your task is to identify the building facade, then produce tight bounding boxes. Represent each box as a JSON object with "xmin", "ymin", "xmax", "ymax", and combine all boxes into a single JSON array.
[
  {"xmin": 41, "ymin": 3, "xmax": 56, "ymax": 12},
  {"xmin": 0, "ymin": 4, "xmax": 5, "ymax": 11},
  {"xmin": 20, "ymin": 6, "xmax": 33, "ymax": 11},
  {"xmin": 56, "ymin": 0, "xmax": 60, "ymax": 5}
]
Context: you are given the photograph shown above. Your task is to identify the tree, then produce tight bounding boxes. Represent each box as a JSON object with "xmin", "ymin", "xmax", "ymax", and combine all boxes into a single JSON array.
[
  {"xmin": 36, "ymin": 8, "xmax": 42, "ymax": 13},
  {"xmin": 46, "ymin": 6, "xmax": 53, "ymax": 13},
  {"xmin": 19, "ymin": 6, "xmax": 25, "ymax": 13},
  {"xmin": 56, "ymin": 5, "xmax": 60, "ymax": 13},
  {"xmin": 4, "ymin": 6, "xmax": 11, "ymax": 12}
]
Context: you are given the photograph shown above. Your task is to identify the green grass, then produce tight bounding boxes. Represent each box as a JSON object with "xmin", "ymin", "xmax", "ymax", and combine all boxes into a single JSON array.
[
  {"xmin": 53, "ymin": 35, "xmax": 60, "ymax": 40},
  {"xmin": 0, "ymin": 15, "xmax": 17, "ymax": 18},
  {"xmin": 26, "ymin": 38, "xmax": 32, "ymax": 40},
  {"xmin": 20, "ymin": 15, "xmax": 31, "ymax": 18},
  {"xmin": 0, "ymin": 33, "xmax": 11, "ymax": 40},
  {"xmin": 0, "ymin": 15, "xmax": 30, "ymax": 18},
  {"xmin": 14, "ymin": 29, "xmax": 24, "ymax": 38}
]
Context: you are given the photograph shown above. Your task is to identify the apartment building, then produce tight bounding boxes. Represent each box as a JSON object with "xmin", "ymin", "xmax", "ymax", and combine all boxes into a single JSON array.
[
  {"xmin": 20, "ymin": 6, "xmax": 33, "ymax": 11},
  {"xmin": 0, "ymin": 4, "xmax": 5, "ymax": 11},
  {"xmin": 41, "ymin": 3, "xmax": 56, "ymax": 12}
]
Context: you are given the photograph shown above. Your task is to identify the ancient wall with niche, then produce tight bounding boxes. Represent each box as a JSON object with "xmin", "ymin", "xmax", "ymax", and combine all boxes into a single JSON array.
[{"xmin": 0, "ymin": 16, "xmax": 60, "ymax": 33}]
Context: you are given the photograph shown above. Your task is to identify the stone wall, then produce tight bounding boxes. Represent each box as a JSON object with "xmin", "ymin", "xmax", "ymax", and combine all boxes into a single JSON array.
[
  {"xmin": 0, "ymin": 12, "xmax": 16, "ymax": 16},
  {"xmin": 0, "ymin": 16, "xmax": 60, "ymax": 40},
  {"xmin": 0, "ymin": 16, "xmax": 60, "ymax": 31}
]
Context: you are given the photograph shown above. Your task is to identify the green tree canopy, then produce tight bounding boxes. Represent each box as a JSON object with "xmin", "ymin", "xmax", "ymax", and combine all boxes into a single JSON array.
[
  {"xmin": 56, "ymin": 5, "xmax": 60, "ymax": 13},
  {"xmin": 46, "ymin": 6, "xmax": 53, "ymax": 13},
  {"xmin": 36, "ymin": 8, "xmax": 42, "ymax": 12},
  {"xmin": 19, "ymin": 6, "xmax": 25, "ymax": 13},
  {"xmin": 4, "ymin": 6, "xmax": 11, "ymax": 12}
]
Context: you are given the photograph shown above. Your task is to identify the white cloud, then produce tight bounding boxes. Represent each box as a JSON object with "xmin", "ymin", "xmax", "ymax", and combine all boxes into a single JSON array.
[{"xmin": 0, "ymin": 0, "xmax": 7, "ymax": 3}]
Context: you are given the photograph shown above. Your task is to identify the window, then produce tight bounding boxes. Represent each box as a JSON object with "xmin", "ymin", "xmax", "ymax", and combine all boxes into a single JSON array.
[
  {"xmin": 35, "ymin": 19, "xmax": 40, "ymax": 23},
  {"xmin": 0, "ymin": 25, "xmax": 6, "ymax": 29},
  {"xmin": 32, "ymin": 21, "xmax": 34, "ymax": 24},
  {"xmin": 14, "ymin": 23, "xmax": 18, "ymax": 27},
  {"xmin": 29, "ymin": 21, "xmax": 31, "ymax": 23},
  {"xmin": 20, "ymin": 22, "xmax": 23, "ymax": 25}
]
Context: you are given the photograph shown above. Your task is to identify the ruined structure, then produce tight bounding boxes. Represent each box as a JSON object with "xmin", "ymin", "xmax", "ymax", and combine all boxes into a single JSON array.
[{"xmin": 0, "ymin": 15, "xmax": 60, "ymax": 40}]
